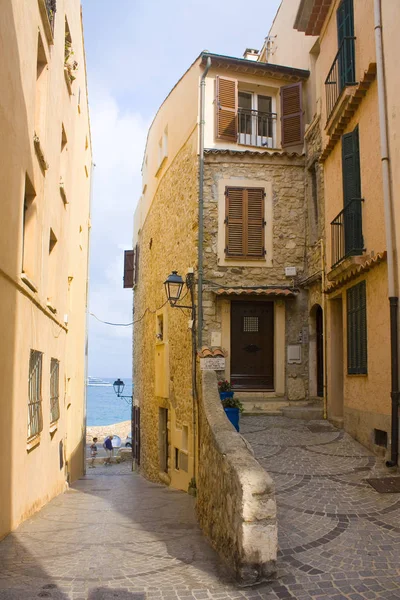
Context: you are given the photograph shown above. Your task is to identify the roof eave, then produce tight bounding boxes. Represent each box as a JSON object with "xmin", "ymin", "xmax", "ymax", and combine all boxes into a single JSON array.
[
  {"xmin": 200, "ymin": 52, "xmax": 309, "ymax": 81},
  {"xmin": 294, "ymin": 0, "xmax": 333, "ymax": 36}
]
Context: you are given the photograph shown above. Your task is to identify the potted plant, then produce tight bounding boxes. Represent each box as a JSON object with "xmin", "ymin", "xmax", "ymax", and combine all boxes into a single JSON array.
[
  {"xmin": 218, "ymin": 379, "xmax": 234, "ymax": 400},
  {"xmin": 221, "ymin": 396, "xmax": 243, "ymax": 432}
]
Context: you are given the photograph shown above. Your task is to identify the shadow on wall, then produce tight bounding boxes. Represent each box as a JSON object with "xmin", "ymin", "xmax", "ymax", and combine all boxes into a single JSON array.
[{"xmin": 0, "ymin": 1, "xmax": 34, "ymax": 541}]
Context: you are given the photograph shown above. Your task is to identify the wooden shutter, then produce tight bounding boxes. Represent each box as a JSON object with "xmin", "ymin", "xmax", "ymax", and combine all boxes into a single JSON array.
[
  {"xmin": 281, "ymin": 82, "xmax": 303, "ymax": 147},
  {"xmin": 134, "ymin": 243, "xmax": 140, "ymax": 285},
  {"xmin": 247, "ymin": 188, "xmax": 265, "ymax": 257},
  {"xmin": 342, "ymin": 126, "xmax": 360, "ymax": 205},
  {"xmin": 347, "ymin": 281, "xmax": 367, "ymax": 374},
  {"xmin": 225, "ymin": 187, "xmax": 244, "ymax": 256},
  {"xmin": 123, "ymin": 249, "xmax": 134, "ymax": 288},
  {"xmin": 225, "ymin": 187, "xmax": 265, "ymax": 258},
  {"xmin": 216, "ymin": 76, "xmax": 237, "ymax": 142}
]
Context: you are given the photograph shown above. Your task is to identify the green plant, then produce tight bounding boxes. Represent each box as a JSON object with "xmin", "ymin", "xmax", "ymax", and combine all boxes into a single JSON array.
[
  {"xmin": 188, "ymin": 477, "xmax": 197, "ymax": 497},
  {"xmin": 218, "ymin": 379, "xmax": 232, "ymax": 392},
  {"xmin": 221, "ymin": 396, "xmax": 244, "ymax": 413}
]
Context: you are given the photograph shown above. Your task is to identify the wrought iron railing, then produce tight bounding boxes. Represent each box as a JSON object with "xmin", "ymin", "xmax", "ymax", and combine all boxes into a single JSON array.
[
  {"xmin": 45, "ymin": 0, "xmax": 56, "ymax": 33},
  {"xmin": 331, "ymin": 198, "xmax": 364, "ymax": 268},
  {"xmin": 325, "ymin": 37, "xmax": 356, "ymax": 121},
  {"xmin": 237, "ymin": 108, "xmax": 277, "ymax": 148}
]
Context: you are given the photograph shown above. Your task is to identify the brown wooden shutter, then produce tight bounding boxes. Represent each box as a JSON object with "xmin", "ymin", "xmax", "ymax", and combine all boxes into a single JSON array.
[
  {"xmin": 225, "ymin": 187, "xmax": 265, "ymax": 258},
  {"xmin": 134, "ymin": 243, "xmax": 140, "ymax": 285},
  {"xmin": 281, "ymin": 82, "xmax": 303, "ymax": 147},
  {"xmin": 246, "ymin": 188, "xmax": 265, "ymax": 257},
  {"xmin": 216, "ymin": 76, "xmax": 238, "ymax": 142},
  {"xmin": 225, "ymin": 187, "xmax": 244, "ymax": 256},
  {"xmin": 123, "ymin": 249, "xmax": 134, "ymax": 288}
]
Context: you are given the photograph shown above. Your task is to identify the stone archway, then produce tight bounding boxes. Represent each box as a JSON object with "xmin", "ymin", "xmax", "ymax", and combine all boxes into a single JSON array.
[{"xmin": 309, "ymin": 304, "xmax": 324, "ymax": 398}]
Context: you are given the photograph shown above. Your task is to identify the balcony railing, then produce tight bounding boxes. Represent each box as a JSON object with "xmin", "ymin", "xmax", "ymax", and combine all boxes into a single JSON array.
[
  {"xmin": 45, "ymin": 0, "xmax": 56, "ymax": 33},
  {"xmin": 325, "ymin": 37, "xmax": 356, "ymax": 121},
  {"xmin": 237, "ymin": 108, "xmax": 277, "ymax": 148},
  {"xmin": 331, "ymin": 198, "xmax": 364, "ymax": 268}
]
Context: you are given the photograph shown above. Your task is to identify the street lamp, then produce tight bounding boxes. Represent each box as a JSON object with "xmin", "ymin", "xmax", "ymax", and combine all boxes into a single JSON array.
[
  {"xmin": 164, "ymin": 270, "xmax": 195, "ymax": 313},
  {"xmin": 113, "ymin": 378, "xmax": 134, "ymax": 470},
  {"xmin": 113, "ymin": 378, "xmax": 125, "ymax": 397}
]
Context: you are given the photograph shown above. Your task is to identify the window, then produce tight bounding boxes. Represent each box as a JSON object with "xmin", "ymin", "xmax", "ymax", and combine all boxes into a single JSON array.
[
  {"xmin": 224, "ymin": 187, "xmax": 265, "ymax": 259},
  {"xmin": 347, "ymin": 281, "xmax": 367, "ymax": 374},
  {"xmin": 238, "ymin": 92, "xmax": 274, "ymax": 147},
  {"xmin": 157, "ymin": 128, "xmax": 168, "ymax": 169},
  {"xmin": 28, "ymin": 350, "xmax": 43, "ymax": 439},
  {"xmin": 35, "ymin": 33, "xmax": 48, "ymax": 139},
  {"xmin": 22, "ymin": 175, "xmax": 37, "ymax": 277},
  {"xmin": 50, "ymin": 359, "xmax": 60, "ymax": 423},
  {"xmin": 337, "ymin": 0, "xmax": 355, "ymax": 90},
  {"xmin": 342, "ymin": 126, "xmax": 363, "ymax": 257}
]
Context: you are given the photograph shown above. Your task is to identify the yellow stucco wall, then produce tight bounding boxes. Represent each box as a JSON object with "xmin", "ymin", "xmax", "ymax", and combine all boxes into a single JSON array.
[
  {"xmin": 0, "ymin": 0, "xmax": 92, "ymax": 539},
  {"xmin": 133, "ymin": 130, "xmax": 198, "ymax": 491}
]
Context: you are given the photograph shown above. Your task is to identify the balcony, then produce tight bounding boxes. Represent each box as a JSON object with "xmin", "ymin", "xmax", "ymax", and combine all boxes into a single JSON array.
[
  {"xmin": 325, "ymin": 37, "xmax": 356, "ymax": 122},
  {"xmin": 237, "ymin": 108, "xmax": 277, "ymax": 148},
  {"xmin": 331, "ymin": 198, "xmax": 364, "ymax": 269}
]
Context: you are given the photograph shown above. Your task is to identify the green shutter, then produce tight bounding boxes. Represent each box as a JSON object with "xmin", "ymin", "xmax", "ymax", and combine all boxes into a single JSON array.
[
  {"xmin": 342, "ymin": 127, "xmax": 360, "ymax": 205},
  {"xmin": 347, "ymin": 281, "xmax": 367, "ymax": 374},
  {"xmin": 337, "ymin": 0, "xmax": 355, "ymax": 89}
]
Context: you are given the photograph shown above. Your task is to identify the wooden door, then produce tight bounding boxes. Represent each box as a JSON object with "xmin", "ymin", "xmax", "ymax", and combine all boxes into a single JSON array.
[{"xmin": 231, "ymin": 301, "xmax": 274, "ymax": 390}]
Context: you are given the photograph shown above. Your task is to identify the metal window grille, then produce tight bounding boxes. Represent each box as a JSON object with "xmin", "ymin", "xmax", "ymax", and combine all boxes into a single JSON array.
[
  {"xmin": 50, "ymin": 358, "xmax": 60, "ymax": 423},
  {"xmin": 243, "ymin": 316, "xmax": 259, "ymax": 333},
  {"xmin": 28, "ymin": 350, "xmax": 43, "ymax": 439}
]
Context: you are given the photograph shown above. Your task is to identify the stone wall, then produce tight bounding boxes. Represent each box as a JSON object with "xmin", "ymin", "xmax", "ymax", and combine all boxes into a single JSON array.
[
  {"xmin": 133, "ymin": 130, "xmax": 199, "ymax": 487},
  {"xmin": 197, "ymin": 370, "xmax": 277, "ymax": 585},
  {"xmin": 201, "ymin": 153, "xmax": 310, "ymax": 399}
]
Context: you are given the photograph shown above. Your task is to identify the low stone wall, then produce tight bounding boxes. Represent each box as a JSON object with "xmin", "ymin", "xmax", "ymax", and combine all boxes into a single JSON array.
[{"xmin": 197, "ymin": 371, "xmax": 277, "ymax": 586}]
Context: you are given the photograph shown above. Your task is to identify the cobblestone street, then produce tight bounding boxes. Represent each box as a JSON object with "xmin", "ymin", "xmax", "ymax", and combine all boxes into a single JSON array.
[{"xmin": 0, "ymin": 417, "xmax": 400, "ymax": 599}]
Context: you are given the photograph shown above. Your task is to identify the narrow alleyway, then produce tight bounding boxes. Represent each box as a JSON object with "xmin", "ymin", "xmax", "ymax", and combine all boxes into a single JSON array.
[{"xmin": 0, "ymin": 418, "xmax": 399, "ymax": 600}]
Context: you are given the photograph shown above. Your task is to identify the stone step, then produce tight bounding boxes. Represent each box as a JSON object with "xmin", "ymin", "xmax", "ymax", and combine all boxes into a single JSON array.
[
  {"xmin": 236, "ymin": 395, "xmax": 290, "ymax": 415},
  {"xmin": 282, "ymin": 405, "xmax": 324, "ymax": 420},
  {"xmin": 329, "ymin": 416, "xmax": 344, "ymax": 429}
]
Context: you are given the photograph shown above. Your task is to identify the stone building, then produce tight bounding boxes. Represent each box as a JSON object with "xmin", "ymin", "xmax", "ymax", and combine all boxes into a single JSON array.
[
  {"xmin": 0, "ymin": 0, "xmax": 92, "ymax": 539},
  {"xmin": 132, "ymin": 49, "xmax": 319, "ymax": 491},
  {"xmin": 292, "ymin": 0, "xmax": 400, "ymax": 463}
]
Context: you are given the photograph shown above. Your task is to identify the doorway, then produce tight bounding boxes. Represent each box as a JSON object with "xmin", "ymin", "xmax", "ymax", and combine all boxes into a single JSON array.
[
  {"xmin": 230, "ymin": 301, "xmax": 274, "ymax": 390},
  {"xmin": 316, "ymin": 306, "xmax": 324, "ymax": 397}
]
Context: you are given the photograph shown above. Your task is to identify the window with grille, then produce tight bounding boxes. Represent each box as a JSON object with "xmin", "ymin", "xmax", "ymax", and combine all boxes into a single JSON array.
[
  {"xmin": 28, "ymin": 350, "xmax": 43, "ymax": 439},
  {"xmin": 50, "ymin": 358, "xmax": 60, "ymax": 424},
  {"xmin": 347, "ymin": 281, "xmax": 367, "ymax": 374},
  {"xmin": 225, "ymin": 187, "xmax": 266, "ymax": 259}
]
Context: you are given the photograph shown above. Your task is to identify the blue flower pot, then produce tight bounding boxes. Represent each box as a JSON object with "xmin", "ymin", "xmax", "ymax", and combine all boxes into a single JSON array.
[
  {"xmin": 219, "ymin": 391, "xmax": 234, "ymax": 400},
  {"xmin": 224, "ymin": 407, "xmax": 240, "ymax": 432}
]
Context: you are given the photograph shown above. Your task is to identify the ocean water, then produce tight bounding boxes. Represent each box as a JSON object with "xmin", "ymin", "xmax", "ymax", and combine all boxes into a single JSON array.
[{"xmin": 86, "ymin": 378, "xmax": 133, "ymax": 426}]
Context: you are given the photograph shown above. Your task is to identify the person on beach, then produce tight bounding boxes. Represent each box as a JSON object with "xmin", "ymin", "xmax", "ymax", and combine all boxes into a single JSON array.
[
  {"xmin": 103, "ymin": 435, "xmax": 113, "ymax": 465},
  {"xmin": 89, "ymin": 437, "xmax": 98, "ymax": 468}
]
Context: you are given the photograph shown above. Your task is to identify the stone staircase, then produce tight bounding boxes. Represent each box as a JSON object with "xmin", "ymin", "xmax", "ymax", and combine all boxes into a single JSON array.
[{"xmin": 237, "ymin": 392, "xmax": 324, "ymax": 420}]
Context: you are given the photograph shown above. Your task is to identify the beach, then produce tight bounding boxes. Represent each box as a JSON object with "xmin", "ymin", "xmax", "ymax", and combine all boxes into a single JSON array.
[{"xmin": 86, "ymin": 419, "xmax": 131, "ymax": 443}]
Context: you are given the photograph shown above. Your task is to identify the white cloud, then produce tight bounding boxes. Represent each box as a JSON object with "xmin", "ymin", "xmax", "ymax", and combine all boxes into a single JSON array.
[{"xmin": 87, "ymin": 85, "xmax": 150, "ymax": 376}]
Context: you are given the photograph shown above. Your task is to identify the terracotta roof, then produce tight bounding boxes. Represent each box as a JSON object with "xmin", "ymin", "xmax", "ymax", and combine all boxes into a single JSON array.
[
  {"xmin": 204, "ymin": 149, "xmax": 303, "ymax": 159},
  {"xmin": 213, "ymin": 287, "xmax": 298, "ymax": 297},
  {"xmin": 294, "ymin": 0, "xmax": 333, "ymax": 36},
  {"xmin": 201, "ymin": 53, "xmax": 310, "ymax": 82},
  {"xmin": 198, "ymin": 346, "xmax": 226, "ymax": 358},
  {"xmin": 325, "ymin": 252, "xmax": 387, "ymax": 293}
]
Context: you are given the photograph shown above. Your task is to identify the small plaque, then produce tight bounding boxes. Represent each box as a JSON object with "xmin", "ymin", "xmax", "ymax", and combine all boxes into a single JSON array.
[
  {"xmin": 287, "ymin": 345, "xmax": 302, "ymax": 364},
  {"xmin": 200, "ymin": 357, "xmax": 225, "ymax": 371},
  {"xmin": 285, "ymin": 266, "xmax": 297, "ymax": 277}
]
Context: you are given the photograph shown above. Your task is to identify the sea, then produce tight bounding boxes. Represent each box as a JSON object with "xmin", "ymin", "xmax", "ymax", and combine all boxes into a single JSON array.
[{"xmin": 86, "ymin": 377, "xmax": 133, "ymax": 426}]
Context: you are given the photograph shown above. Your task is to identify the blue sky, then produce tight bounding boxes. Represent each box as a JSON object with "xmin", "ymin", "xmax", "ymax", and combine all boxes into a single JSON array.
[{"xmin": 82, "ymin": 0, "xmax": 281, "ymax": 378}]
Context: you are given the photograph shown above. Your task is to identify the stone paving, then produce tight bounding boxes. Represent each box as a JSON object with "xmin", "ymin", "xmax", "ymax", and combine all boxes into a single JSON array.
[{"xmin": 0, "ymin": 417, "xmax": 399, "ymax": 599}]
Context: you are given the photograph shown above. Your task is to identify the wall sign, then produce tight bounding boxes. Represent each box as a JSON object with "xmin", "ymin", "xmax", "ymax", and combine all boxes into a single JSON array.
[{"xmin": 200, "ymin": 357, "xmax": 226, "ymax": 371}]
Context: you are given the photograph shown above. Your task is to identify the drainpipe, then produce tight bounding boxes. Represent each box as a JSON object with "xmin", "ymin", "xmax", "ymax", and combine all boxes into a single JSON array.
[
  {"xmin": 320, "ymin": 237, "xmax": 328, "ymax": 420},
  {"xmin": 198, "ymin": 56, "xmax": 212, "ymax": 349},
  {"xmin": 374, "ymin": 0, "xmax": 399, "ymax": 467}
]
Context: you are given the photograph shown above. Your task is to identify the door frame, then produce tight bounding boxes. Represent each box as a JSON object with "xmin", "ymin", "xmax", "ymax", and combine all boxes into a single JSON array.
[{"xmin": 220, "ymin": 296, "xmax": 286, "ymax": 394}]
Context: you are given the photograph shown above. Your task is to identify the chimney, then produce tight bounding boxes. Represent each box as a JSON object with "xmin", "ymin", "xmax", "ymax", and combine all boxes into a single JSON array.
[{"xmin": 243, "ymin": 48, "xmax": 260, "ymax": 61}]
